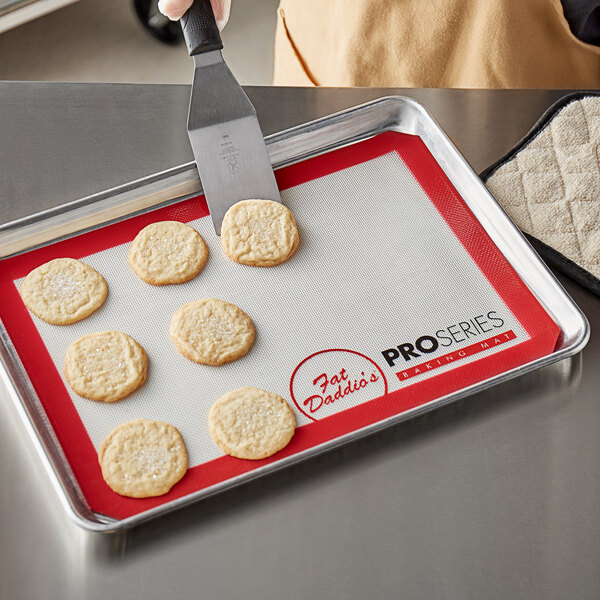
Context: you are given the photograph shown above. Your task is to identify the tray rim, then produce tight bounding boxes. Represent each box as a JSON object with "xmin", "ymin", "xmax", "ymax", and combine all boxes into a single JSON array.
[{"xmin": 0, "ymin": 95, "xmax": 590, "ymax": 532}]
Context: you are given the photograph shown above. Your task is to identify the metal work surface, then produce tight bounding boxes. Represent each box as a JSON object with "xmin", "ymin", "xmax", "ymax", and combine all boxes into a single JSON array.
[
  {"xmin": 0, "ymin": 0, "xmax": 79, "ymax": 35},
  {"xmin": 1, "ymin": 83, "xmax": 599, "ymax": 598}
]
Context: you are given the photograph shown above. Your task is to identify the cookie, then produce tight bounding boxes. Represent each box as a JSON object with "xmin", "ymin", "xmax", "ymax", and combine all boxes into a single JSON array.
[
  {"xmin": 128, "ymin": 220, "xmax": 208, "ymax": 285},
  {"xmin": 209, "ymin": 387, "xmax": 296, "ymax": 460},
  {"xmin": 19, "ymin": 258, "xmax": 107, "ymax": 325},
  {"xmin": 169, "ymin": 298, "xmax": 255, "ymax": 366},
  {"xmin": 221, "ymin": 199, "xmax": 299, "ymax": 267},
  {"xmin": 64, "ymin": 331, "xmax": 148, "ymax": 402},
  {"xmin": 98, "ymin": 419, "xmax": 188, "ymax": 498}
]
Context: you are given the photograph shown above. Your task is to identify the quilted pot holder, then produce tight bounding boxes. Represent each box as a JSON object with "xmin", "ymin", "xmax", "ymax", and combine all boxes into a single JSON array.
[{"xmin": 482, "ymin": 92, "xmax": 600, "ymax": 296}]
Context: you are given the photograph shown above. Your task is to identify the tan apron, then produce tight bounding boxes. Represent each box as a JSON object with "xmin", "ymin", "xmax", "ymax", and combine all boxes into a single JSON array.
[{"xmin": 273, "ymin": 0, "xmax": 600, "ymax": 88}]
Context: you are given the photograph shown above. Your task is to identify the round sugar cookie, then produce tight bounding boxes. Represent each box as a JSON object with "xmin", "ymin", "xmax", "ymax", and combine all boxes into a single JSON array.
[
  {"xmin": 169, "ymin": 298, "xmax": 255, "ymax": 366},
  {"xmin": 64, "ymin": 331, "xmax": 148, "ymax": 402},
  {"xmin": 128, "ymin": 220, "xmax": 208, "ymax": 285},
  {"xmin": 98, "ymin": 419, "xmax": 188, "ymax": 498},
  {"xmin": 208, "ymin": 387, "xmax": 296, "ymax": 460},
  {"xmin": 221, "ymin": 199, "xmax": 299, "ymax": 267},
  {"xmin": 20, "ymin": 258, "xmax": 107, "ymax": 325}
]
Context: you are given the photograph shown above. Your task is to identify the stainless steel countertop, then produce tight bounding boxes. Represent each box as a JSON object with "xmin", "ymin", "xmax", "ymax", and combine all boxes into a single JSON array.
[{"xmin": 1, "ymin": 83, "xmax": 599, "ymax": 600}]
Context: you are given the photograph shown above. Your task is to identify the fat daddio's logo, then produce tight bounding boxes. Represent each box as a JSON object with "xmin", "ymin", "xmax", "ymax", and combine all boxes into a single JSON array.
[{"xmin": 290, "ymin": 349, "xmax": 388, "ymax": 421}]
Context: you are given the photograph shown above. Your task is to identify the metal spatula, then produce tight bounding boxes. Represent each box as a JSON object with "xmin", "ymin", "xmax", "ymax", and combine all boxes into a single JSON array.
[{"xmin": 180, "ymin": 0, "xmax": 281, "ymax": 235}]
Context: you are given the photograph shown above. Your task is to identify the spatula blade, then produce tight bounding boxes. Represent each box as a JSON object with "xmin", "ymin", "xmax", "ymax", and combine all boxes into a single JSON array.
[{"xmin": 187, "ymin": 50, "xmax": 280, "ymax": 235}]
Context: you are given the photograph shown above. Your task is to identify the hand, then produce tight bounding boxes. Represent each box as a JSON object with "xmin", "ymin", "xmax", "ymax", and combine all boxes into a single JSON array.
[{"xmin": 158, "ymin": 0, "xmax": 231, "ymax": 29}]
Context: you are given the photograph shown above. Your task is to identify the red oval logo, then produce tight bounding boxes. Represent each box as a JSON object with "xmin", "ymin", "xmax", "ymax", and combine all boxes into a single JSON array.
[{"xmin": 290, "ymin": 349, "xmax": 388, "ymax": 421}]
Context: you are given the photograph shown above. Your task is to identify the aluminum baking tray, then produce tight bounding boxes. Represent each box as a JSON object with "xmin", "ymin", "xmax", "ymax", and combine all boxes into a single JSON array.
[{"xmin": 0, "ymin": 96, "xmax": 589, "ymax": 532}]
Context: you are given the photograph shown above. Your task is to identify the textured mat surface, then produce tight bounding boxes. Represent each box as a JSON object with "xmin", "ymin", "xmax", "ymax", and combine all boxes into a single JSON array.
[{"xmin": 483, "ymin": 93, "xmax": 600, "ymax": 295}]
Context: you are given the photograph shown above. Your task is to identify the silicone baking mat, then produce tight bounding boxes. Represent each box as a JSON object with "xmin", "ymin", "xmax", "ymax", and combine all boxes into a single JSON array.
[{"xmin": 0, "ymin": 132, "xmax": 560, "ymax": 521}]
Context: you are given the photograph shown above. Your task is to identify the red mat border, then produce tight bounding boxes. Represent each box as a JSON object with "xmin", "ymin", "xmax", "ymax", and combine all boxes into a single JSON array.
[{"xmin": 0, "ymin": 132, "xmax": 560, "ymax": 520}]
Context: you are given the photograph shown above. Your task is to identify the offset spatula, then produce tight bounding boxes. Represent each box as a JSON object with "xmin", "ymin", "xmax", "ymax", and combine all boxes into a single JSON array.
[{"xmin": 180, "ymin": 0, "xmax": 281, "ymax": 235}]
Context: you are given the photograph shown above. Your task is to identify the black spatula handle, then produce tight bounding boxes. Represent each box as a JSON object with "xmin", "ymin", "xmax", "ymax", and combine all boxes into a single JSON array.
[{"xmin": 180, "ymin": 0, "xmax": 223, "ymax": 56}]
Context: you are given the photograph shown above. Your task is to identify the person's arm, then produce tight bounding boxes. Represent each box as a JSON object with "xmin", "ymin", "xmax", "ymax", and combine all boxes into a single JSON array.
[
  {"xmin": 560, "ymin": 0, "xmax": 600, "ymax": 45},
  {"xmin": 158, "ymin": 0, "xmax": 231, "ymax": 29}
]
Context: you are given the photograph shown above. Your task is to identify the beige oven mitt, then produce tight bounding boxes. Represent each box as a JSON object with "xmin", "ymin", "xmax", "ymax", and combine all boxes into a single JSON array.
[{"xmin": 482, "ymin": 93, "xmax": 600, "ymax": 296}]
